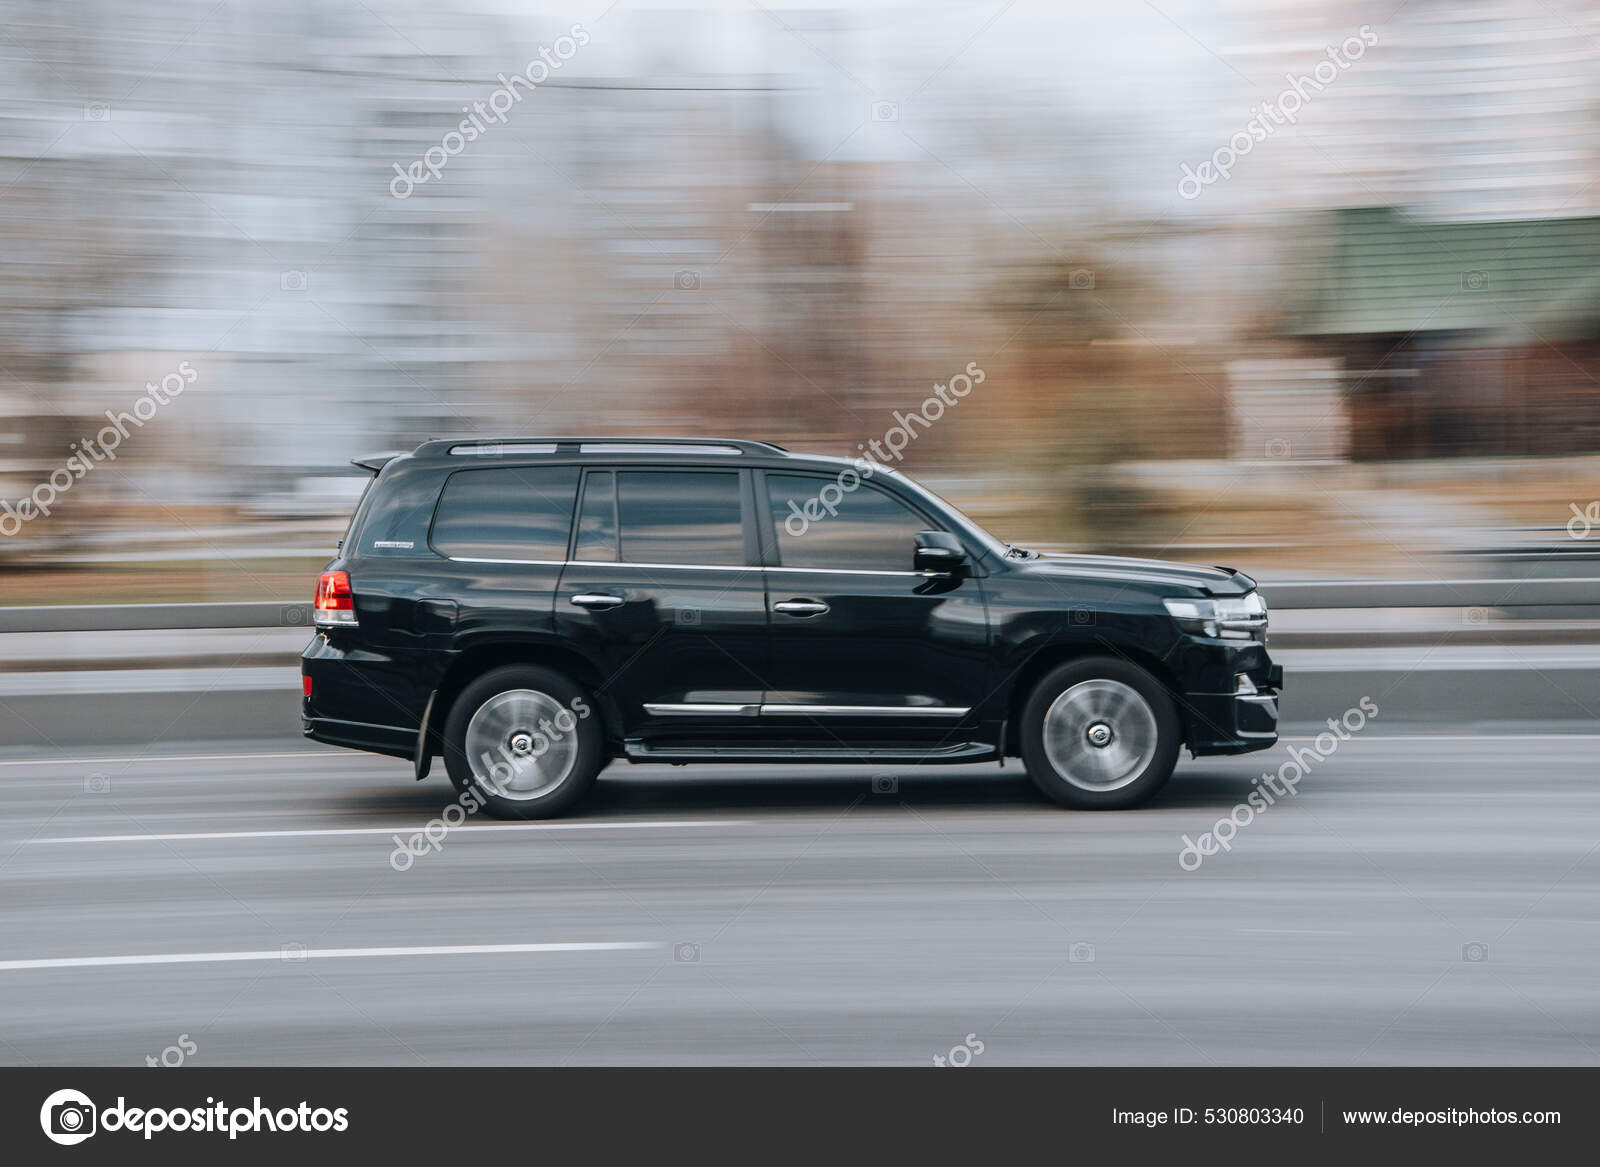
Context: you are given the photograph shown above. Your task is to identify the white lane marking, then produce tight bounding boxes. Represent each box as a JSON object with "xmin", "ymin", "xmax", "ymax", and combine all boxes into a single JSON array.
[
  {"xmin": 1278, "ymin": 734, "xmax": 1600, "ymax": 743},
  {"xmin": 31, "ymin": 820, "xmax": 747, "ymax": 844},
  {"xmin": 0, "ymin": 941, "xmax": 659, "ymax": 973},
  {"xmin": 0, "ymin": 751, "xmax": 343, "ymax": 767}
]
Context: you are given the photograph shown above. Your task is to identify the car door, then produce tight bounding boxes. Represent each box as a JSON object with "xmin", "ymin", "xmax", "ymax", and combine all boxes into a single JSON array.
[
  {"xmin": 554, "ymin": 466, "xmax": 770, "ymax": 741},
  {"xmin": 756, "ymin": 469, "xmax": 990, "ymax": 746}
]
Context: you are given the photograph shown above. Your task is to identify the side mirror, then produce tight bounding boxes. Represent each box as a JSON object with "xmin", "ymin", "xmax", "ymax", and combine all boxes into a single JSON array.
[{"xmin": 914, "ymin": 530, "xmax": 966, "ymax": 575}]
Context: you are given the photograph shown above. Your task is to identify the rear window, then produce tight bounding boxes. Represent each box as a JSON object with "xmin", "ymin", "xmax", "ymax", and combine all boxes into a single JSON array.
[
  {"xmin": 430, "ymin": 466, "xmax": 580, "ymax": 560},
  {"xmin": 617, "ymin": 470, "xmax": 745, "ymax": 565}
]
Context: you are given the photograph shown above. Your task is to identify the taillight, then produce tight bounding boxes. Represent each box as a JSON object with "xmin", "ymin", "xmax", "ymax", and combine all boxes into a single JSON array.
[
  {"xmin": 313, "ymin": 570, "xmax": 358, "ymax": 628},
  {"xmin": 302, "ymin": 675, "xmax": 314, "ymax": 697}
]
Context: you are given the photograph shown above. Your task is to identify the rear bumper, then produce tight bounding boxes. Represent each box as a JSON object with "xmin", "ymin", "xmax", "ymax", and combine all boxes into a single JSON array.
[
  {"xmin": 301, "ymin": 634, "xmax": 427, "ymax": 761},
  {"xmin": 302, "ymin": 713, "xmax": 414, "ymax": 761}
]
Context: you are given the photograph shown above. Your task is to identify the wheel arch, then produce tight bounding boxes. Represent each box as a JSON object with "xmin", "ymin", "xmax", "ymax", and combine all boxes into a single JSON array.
[
  {"xmin": 420, "ymin": 637, "xmax": 619, "ymax": 761},
  {"xmin": 1002, "ymin": 640, "xmax": 1189, "ymax": 756}
]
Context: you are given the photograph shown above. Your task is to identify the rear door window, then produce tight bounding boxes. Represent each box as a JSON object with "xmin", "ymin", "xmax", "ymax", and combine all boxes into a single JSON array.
[
  {"xmin": 430, "ymin": 466, "xmax": 580, "ymax": 560},
  {"xmin": 574, "ymin": 470, "xmax": 619, "ymax": 562},
  {"xmin": 616, "ymin": 470, "xmax": 746, "ymax": 565}
]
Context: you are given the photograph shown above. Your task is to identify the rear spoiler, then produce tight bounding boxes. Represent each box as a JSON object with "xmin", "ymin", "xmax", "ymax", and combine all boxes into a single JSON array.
[{"xmin": 351, "ymin": 451, "xmax": 404, "ymax": 474}]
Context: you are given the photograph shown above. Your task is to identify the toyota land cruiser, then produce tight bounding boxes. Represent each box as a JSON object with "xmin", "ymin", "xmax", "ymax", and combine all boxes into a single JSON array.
[{"xmin": 302, "ymin": 437, "xmax": 1282, "ymax": 817}]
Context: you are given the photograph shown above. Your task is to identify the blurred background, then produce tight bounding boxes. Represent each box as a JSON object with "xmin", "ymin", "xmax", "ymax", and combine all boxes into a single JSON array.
[{"xmin": 3, "ymin": 0, "xmax": 1600, "ymax": 603}]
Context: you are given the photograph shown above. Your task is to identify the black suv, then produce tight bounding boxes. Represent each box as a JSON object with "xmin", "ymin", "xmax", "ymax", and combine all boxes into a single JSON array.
[{"xmin": 302, "ymin": 437, "xmax": 1282, "ymax": 817}]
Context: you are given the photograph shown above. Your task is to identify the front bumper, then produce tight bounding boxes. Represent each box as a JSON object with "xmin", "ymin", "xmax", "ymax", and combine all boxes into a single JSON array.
[{"xmin": 1184, "ymin": 662, "xmax": 1283, "ymax": 756}]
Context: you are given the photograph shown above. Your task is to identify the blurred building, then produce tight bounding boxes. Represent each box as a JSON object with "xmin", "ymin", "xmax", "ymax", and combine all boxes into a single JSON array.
[{"xmin": 1287, "ymin": 206, "xmax": 1600, "ymax": 459}]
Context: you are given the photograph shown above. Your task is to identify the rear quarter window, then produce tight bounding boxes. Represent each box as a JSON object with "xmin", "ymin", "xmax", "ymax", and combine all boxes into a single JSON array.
[{"xmin": 429, "ymin": 466, "xmax": 580, "ymax": 561}]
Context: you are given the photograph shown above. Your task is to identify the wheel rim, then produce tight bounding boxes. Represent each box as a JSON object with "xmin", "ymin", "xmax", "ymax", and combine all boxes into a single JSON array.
[
  {"xmin": 463, "ymin": 689, "xmax": 579, "ymax": 800},
  {"xmin": 1041, "ymin": 679, "xmax": 1158, "ymax": 792}
]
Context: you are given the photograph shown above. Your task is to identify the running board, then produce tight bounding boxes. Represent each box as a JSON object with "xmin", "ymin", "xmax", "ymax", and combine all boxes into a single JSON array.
[{"xmin": 622, "ymin": 741, "xmax": 999, "ymax": 765}]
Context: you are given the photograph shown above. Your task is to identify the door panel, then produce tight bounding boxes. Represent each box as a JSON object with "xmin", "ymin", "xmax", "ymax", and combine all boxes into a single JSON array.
[
  {"xmin": 758, "ymin": 471, "xmax": 991, "ymax": 744},
  {"xmin": 554, "ymin": 468, "xmax": 769, "ymax": 740}
]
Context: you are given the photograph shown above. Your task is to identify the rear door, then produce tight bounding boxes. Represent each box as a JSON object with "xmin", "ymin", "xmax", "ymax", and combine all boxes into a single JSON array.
[{"xmin": 554, "ymin": 467, "xmax": 769, "ymax": 741}]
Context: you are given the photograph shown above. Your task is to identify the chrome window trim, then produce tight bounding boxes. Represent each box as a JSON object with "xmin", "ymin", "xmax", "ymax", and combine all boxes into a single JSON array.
[{"xmin": 446, "ymin": 555, "xmax": 923, "ymax": 577}]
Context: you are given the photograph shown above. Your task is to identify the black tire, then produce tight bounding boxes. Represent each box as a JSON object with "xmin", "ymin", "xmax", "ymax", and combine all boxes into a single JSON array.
[
  {"xmin": 441, "ymin": 664, "xmax": 605, "ymax": 819},
  {"xmin": 1019, "ymin": 657, "xmax": 1180, "ymax": 810}
]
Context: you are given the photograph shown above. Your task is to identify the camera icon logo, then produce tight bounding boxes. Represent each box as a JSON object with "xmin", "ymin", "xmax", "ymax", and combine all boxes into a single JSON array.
[
  {"xmin": 280, "ymin": 604, "xmax": 308, "ymax": 626},
  {"xmin": 281, "ymin": 942, "xmax": 308, "ymax": 963},
  {"xmin": 40, "ymin": 1088, "xmax": 97, "ymax": 1145},
  {"xmin": 1069, "ymin": 608, "xmax": 1095, "ymax": 626},
  {"xmin": 1461, "ymin": 270, "xmax": 1489, "ymax": 291},
  {"xmin": 675, "ymin": 607, "xmax": 701, "ymax": 627},
  {"xmin": 1068, "ymin": 942, "xmax": 1096, "ymax": 963},
  {"xmin": 280, "ymin": 270, "xmax": 308, "ymax": 292},
  {"xmin": 1265, "ymin": 437, "xmax": 1292, "ymax": 459},
  {"xmin": 1462, "ymin": 606, "xmax": 1490, "ymax": 626},
  {"xmin": 674, "ymin": 941, "xmax": 700, "ymax": 963},
  {"xmin": 1068, "ymin": 268, "xmax": 1095, "ymax": 290},
  {"xmin": 83, "ymin": 773, "xmax": 110, "ymax": 795},
  {"xmin": 1462, "ymin": 941, "xmax": 1489, "ymax": 963},
  {"xmin": 673, "ymin": 269, "xmax": 700, "ymax": 290},
  {"xmin": 871, "ymin": 100, "xmax": 899, "ymax": 122},
  {"xmin": 83, "ymin": 103, "xmax": 110, "ymax": 121},
  {"xmin": 871, "ymin": 773, "xmax": 898, "ymax": 795}
]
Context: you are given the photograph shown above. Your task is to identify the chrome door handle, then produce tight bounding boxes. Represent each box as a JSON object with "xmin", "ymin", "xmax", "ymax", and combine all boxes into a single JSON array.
[
  {"xmin": 570, "ymin": 593, "xmax": 624, "ymax": 610},
  {"xmin": 773, "ymin": 599, "xmax": 829, "ymax": 617}
]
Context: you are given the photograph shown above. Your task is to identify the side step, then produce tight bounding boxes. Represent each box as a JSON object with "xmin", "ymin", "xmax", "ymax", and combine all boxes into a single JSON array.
[{"xmin": 622, "ymin": 741, "xmax": 1000, "ymax": 765}]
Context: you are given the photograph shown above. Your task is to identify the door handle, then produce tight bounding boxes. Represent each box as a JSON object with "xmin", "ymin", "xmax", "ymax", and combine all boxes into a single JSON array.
[
  {"xmin": 570, "ymin": 593, "xmax": 624, "ymax": 610},
  {"xmin": 773, "ymin": 599, "xmax": 829, "ymax": 617}
]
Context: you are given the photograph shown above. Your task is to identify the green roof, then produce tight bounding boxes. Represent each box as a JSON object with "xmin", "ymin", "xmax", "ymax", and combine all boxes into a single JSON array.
[{"xmin": 1292, "ymin": 206, "xmax": 1600, "ymax": 342}]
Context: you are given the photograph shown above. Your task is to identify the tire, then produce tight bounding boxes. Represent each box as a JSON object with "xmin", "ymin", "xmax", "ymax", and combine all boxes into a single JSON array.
[
  {"xmin": 441, "ymin": 664, "xmax": 605, "ymax": 819},
  {"xmin": 1019, "ymin": 657, "xmax": 1180, "ymax": 810}
]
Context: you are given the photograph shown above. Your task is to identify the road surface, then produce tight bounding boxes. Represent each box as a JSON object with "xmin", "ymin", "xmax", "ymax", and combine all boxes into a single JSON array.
[{"xmin": 1, "ymin": 733, "xmax": 1596, "ymax": 1065}]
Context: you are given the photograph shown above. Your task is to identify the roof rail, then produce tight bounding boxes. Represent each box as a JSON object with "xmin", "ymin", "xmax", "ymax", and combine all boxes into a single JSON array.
[{"xmin": 411, "ymin": 437, "xmax": 790, "ymax": 458}]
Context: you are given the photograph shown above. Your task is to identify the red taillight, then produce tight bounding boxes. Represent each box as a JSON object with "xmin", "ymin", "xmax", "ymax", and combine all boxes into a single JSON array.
[
  {"xmin": 302, "ymin": 675, "xmax": 313, "ymax": 697},
  {"xmin": 313, "ymin": 570, "xmax": 358, "ymax": 627}
]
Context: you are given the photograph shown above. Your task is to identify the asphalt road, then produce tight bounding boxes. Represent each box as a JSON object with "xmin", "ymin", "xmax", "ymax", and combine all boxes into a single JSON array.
[{"xmin": 2, "ymin": 733, "xmax": 1597, "ymax": 1065}]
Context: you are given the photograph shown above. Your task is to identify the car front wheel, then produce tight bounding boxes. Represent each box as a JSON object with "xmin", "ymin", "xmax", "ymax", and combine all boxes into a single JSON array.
[{"xmin": 1020, "ymin": 657, "xmax": 1180, "ymax": 809}]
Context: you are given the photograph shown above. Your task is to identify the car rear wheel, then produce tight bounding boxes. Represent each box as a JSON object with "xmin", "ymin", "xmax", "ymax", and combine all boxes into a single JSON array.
[
  {"xmin": 1020, "ymin": 657, "xmax": 1180, "ymax": 809},
  {"xmin": 441, "ymin": 665, "xmax": 604, "ymax": 819}
]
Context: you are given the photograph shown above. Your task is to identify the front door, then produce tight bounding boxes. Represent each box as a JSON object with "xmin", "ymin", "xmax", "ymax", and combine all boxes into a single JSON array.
[{"xmin": 755, "ymin": 470, "xmax": 990, "ymax": 748}]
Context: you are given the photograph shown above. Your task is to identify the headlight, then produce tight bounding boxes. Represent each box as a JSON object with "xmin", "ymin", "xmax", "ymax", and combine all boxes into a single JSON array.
[{"xmin": 1164, "ymin": 592, "xmax": 1267, "ymax": 640}]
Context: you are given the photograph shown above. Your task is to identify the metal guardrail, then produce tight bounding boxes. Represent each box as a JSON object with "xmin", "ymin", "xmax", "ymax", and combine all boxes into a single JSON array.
[
  {"xmin": 0, "ymin": 602, "xmax": 312, "ymax": 634},
  {"xmin": 1258, "ymin": 578, "xmax": 1600, "ymax": 610},
  {"xmin": 0, "ymin": 578, "xmax": 1596, "ymax": 633}
]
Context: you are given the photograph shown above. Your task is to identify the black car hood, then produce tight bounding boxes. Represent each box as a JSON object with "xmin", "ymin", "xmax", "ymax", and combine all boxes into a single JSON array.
[{"xmin": 1019, "ymin": 553, "xmax": 1256, "ymax": 596}]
